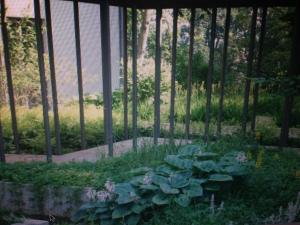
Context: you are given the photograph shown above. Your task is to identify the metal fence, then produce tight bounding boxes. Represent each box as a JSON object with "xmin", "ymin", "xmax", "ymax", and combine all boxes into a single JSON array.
[{"xmin": 0, "ymin": 0, "xmax": 299, "ymax": 162}]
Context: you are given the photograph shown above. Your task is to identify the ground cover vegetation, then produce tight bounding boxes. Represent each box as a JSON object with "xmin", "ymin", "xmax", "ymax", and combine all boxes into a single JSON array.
[{"xmin": 0, "ymin": 136, "xmax": 299, "ymax": 224}]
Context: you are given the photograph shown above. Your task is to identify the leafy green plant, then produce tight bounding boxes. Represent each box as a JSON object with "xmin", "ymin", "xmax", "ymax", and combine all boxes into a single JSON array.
[{"xmin": 72, "ymin": 145, "xmax": 254, "ymax": 225}]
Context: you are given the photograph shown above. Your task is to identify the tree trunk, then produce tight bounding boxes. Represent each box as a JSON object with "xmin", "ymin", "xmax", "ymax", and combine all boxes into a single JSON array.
[{"xmin": 137, "ymin": 10, "xmax": 150, "ymax": 65}]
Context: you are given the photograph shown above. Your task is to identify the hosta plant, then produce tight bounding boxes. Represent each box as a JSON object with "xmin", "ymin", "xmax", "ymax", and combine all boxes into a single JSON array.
[{"xmin": 72, "ymin": 145, "xmax": 254, "ymax": 225}]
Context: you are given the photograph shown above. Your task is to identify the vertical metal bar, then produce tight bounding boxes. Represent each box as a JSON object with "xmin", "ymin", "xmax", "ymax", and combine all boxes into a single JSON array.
[
  {"xmin": 123, "ymin": 7, "xmax": 129, "ymax": 140},
  {"xmin": 0, "ymin": 0, "xmax": 20, "ymax": 152},
  {"xmin": 185, "ymin": 8, "xmax": 195, "ymax": 140},
  {"xmin": 242, "ymin": 7, "xmax": 257, "ymax": 134},
  {"xmin": 100, "ymin": 1, "xmax": 114, "ymax": 156},
  {"xmin": 0, "ymin": 29, "xmax": 5, "ymax": 162},
  {"xmin": 73, "ymin": 0, "xmax": 86, "ymax": 149},
  {"xmin": 34, "ymin": 0, "xmax": 52, "ymax": 162},
  {"xmin": 169, "ymin": 8, "xmax": 178, "ymax": 141},
  {"xmin": 251, "ymin": 7, "xmax": 267, "ymax": 131},
  {"xmin": 154, "ymin": 8, "xmax": 162, "ymax": 145},
  {"xmin": 132, "ymin": 7, "xmax": 138, "ymax": 150},
  {"xmin": 44, "ymin": 0, "xmax": 62, "ymax": 154},
  {"xmin": 0, "ymin": 120, "xmax": 5, "ymax": 162},
  {"xmin": 204, "ymin": 8, "xmax": 217, "ymax": 141},
  {"xmin": 280, "ymin": 2, "xmax": 300, "ymax": 147},
  {"xmin": 217, "ymin": 7, "xmax": 231, "ymax": 137}
]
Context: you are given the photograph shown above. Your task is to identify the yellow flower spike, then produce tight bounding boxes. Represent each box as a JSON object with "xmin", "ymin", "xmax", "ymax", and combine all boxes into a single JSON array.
[
  {"xmin": 246, "ymin": 151, "xmax": 252, "ymax": 160},
  {"xmin": 255, "ymin": 131, "xmax": 261, "ymax": 141},
  {"xmin": 255, "ymin": 149, "xmax": 264, "ymax": 169}
]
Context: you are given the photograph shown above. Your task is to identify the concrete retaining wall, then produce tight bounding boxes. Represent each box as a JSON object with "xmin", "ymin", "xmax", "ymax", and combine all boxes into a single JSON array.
[{"xmin": 0, "ymin": 181, "xmax": 93, "ymax": 217}]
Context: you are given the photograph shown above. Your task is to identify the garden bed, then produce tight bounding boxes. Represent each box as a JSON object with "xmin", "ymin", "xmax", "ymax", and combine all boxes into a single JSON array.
[{"xmin": 1, "ymin": 137, "xmax": 299, "ymax": 224}]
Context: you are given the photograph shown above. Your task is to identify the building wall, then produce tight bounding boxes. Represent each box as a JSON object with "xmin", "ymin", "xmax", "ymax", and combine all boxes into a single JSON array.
[
  {"xmin": 4, "ymin": 0, "xmax": 122, "ymax": 102},
  {"xmin": 49, "ymin": 0, "xmax": 121, "ymax": 102}
]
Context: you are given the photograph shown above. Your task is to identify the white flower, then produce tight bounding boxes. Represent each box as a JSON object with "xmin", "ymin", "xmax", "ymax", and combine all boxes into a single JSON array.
[
  {"xmin": 236, "ymin": 152, "xmax": 247, "ymax": 163},
  {"xmin": 143, "ymin": 175, "xmax": 152, "ymax": 185},
  {"xmin": 96, "ymin": 190, "xmax": 112, "ymax": 202},
  {"xmin": 105, "ymin": 179, "xmax": 115, "ymax": 193},
  {"xmin": 86, "ymin": 189, "xmax": 97, "ymax": 201}
]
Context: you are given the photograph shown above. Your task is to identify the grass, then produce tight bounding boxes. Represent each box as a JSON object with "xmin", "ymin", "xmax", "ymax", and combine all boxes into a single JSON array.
[
  {"xmin": 0, "ymin": 136, "xmax": 299, "ymax": 224},
  {"xmin": 1, "ymin": 89, "xmax": 300, "ymax": 154},
  {"xmin": 0, "ymin": 144, "xmax": 179, "ymax": 188}
]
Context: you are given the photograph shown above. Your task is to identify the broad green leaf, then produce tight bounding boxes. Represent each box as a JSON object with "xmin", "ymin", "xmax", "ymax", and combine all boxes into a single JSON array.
[
  {"xmin": 152, "ymin": 174, "xmax": 169, "ymax": 185},
  {"xmin": 116, "ymin": 192, "xmax": 137, "ymax": 205},
  {"xmin": 152, "ymin": 193, "xmax": 170, "ymax": 205},
  {"xmin": 194, "ymin": 160, "xmax": 219, "ymax": 173},
  {"xmin": 115, "ymin": 183, "xmax": 138, "ymax": 204},
  {"xmin": 126, "ymin": 214, "xmax": 140, "ymax": 225},
  {"xmin": 139, "ymin": 184, "xmax": 158, "ymax": 191},
  {"xmin": 175, "ymin": 194, "xmax": 191, "ymax": 207},
  {"xmin": 130, "ymin": 176, "xmax": 144, "ymax": 186},
  {"xmin": 204, "ymin": 183, "xmax": 220, "ymax": 191},
  {"xmin": 95, "ymin": 207, "xmax": 108, "ymax": 214},
  {"xmin": 130, "ymin": 167, "xmax": 152, "ymax": 175},
  {"xmin": 164, "ymin": 155, "xmax": 193, "ymax": 170},
  {"xmin": 159, "ymin": 183, "xmax": 179, "ymax": 194},
  {"xmin": 169, "ymin": 172, "xmax": 191, "ymax": 188},
  {"xmin": 209, "ymin": 174, "xmax": 233, "ymax": 182},
  {"xmin": 189, "ymin": 178, "xmax": 207, "ymax": 185},
  {"xmin": 155, "ymin": 165, "xmax": 174, "ymax": 176},
  {"xmin": 112, "ymin": 206, "xmax": 132, "ymax": 219},
  {"xmin": 184, "ymin": 184, "xmax": 203, "ymax": 197}
]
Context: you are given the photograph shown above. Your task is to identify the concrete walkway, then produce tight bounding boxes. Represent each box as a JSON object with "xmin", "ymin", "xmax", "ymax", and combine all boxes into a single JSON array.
[{"xmin": 5, "ymin": 137, "xmax": 191, "ymax": 164}]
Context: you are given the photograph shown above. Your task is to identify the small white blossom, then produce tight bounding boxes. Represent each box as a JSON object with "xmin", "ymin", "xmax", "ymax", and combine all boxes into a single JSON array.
[
  {"xmin": 86, "ymin": 189, "xmax": 97, "ymax": 201},
  {"xmin": 105, "ymin": 179, "xmax": 115, "ymax": 193},
  {"xmin": 143, "ymin": 175, "xmax": 152, "ymax": 185},
  {"xmin": 236, "ymin": 152, "xmax": 247, "ymax": 163},
  {"xmin": 96, "ymin": 190, "xmax": 112, "ymax": 202}
]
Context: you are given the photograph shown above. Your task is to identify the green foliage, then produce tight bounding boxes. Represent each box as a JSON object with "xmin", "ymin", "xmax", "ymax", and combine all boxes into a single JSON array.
[
  {"xmin": 1, "ymin": 136, "xmax": 299, "ymax": 224},
  {"xmin": 4, "ymin": 17, "xmax": 41, "ymax": 106},
  {"xmin": 71, "ymin": 144, "xmax": 254, "ymax": 225},
  {"xmin": 84, "ymin": 76, "xmax": 168, "ymax": 109}
]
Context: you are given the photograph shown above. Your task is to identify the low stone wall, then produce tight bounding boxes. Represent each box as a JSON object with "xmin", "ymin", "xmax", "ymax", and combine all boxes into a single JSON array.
[{"xmin": 0, "ymin": 181, "xmax": 92, "ymax": 217}]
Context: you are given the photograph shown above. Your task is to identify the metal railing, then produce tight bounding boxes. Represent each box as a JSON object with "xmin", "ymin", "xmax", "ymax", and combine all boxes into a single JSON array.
[{"xmin": 0, "ymin": 0, "xmax": 299, "ymax": 162}]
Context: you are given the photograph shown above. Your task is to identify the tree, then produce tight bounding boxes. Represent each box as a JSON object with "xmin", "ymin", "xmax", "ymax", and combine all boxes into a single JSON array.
[{"xmin": 6, "ymin": 17, "xmax": 41, "ymax": 107}]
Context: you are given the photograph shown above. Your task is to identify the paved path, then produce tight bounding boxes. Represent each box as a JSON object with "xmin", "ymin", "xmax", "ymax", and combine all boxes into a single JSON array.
[{"xmin": 5, "ymin": 137, "xmax": 191, "ymax": 164}]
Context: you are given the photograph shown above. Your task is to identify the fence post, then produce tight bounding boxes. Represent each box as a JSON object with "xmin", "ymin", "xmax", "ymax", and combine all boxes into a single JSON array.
[
  {"xmin": 132, "ymin": 7, "xmax": 138, "ymax": 150},
  {"xmin": 169, "ymin": 8, "xmax": 179, "ymax": 142},
  {"xmin": 204, "ymin": 8, "xmax": 217, "ymax": 141},
  {"xmin": 280, "ymin": 2, "xmax": 300, "ymax": 146},
  {"xmin": 217, "ymin": 7, "xmax": 231, "ymax": 137},
  {"xmin": 251, "ymin": 7, "xmax": 267, "ymax": 131},
  {"xmin": 154, "ymin": 8, "xmax": 162, "ymax": 145},
  {"xmin": 122, "ymin": 7, "xmax": 129, "ymax": 140},
  {"xmin": 34, "ymin": 0, "xmax": 52, "ymax": 162},
  {"xmin": 44, "ymin": 0, "xmax": 62, "ymax": 154},
  {"xmin": 0, "ymin": 0, "xmax": 20, "ymax": 152},
  {"xmin": 242, "ymin": 7, "xmax": 257, "ymax": 134},
  {"xmin": 0, "ymin": 120, "xmax": 5, "ymax": 162},
  {"xmin": 73, "ymin": 0, "xmax": 86, "ymax": 150},
  {"xmin": 185, "ymin": 8, "xmax": 195, "ymax": 140},
  {"xmin": 100, "ymin": 1, "xmax": 114, "ymax": 156}
]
